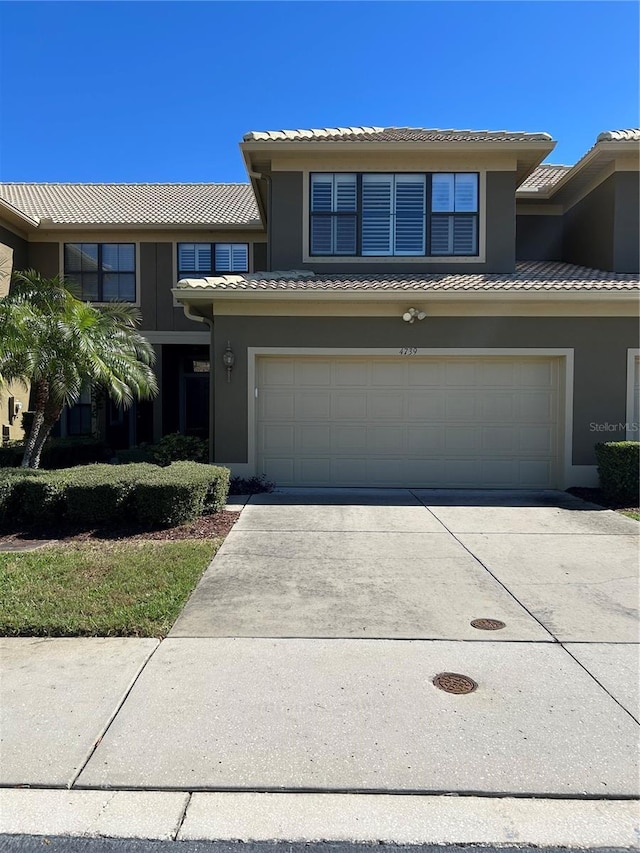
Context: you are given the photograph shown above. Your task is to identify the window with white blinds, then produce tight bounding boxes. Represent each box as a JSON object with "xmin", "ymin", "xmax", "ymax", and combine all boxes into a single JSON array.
[
  {"xmin": 430, "ymin": 173, "xmax": 479, "ymax": 256},
  {"xmin": 362, "ymin": 174, "xmax": 426, "ymax": 256},
  {"xmin": 310, "ymin": 174, "xmax": 357, "ymax": 255},
  {"xmin": 309, "ymin": 172, "xmax": 479, "ymax": 257},
  {"xmin": 178, "ymin": 243, "xmax": 249, "ymax": 278}
]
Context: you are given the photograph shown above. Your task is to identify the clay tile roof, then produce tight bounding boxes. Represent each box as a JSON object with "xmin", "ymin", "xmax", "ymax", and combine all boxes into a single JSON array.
[
  {"xmin": 243, "ymin": 126, "xmax": 553, "ymax": 143},
  {"xmin": 596, "ymin": 129, "xmax": 640, "ymax": 142},
  {"xmin": 176, "ymin": 261, "xmax": 638, "ymax": 295},
  {"xmin": 518, "ymin": 164, "xmax": 573, "ymax": 192},
  {"xmin": 0, "ymin": 183, "xmax": 260, "ymax": 226}
]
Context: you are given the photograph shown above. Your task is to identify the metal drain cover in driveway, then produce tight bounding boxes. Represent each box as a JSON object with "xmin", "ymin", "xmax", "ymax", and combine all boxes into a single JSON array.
[
  {"xmin": 433, "ymin": 672, "xmax": 478, "ymax": 694},
  {"xmin": 471, "ymin": 618, "xmax": 506, "ymax": 630}
]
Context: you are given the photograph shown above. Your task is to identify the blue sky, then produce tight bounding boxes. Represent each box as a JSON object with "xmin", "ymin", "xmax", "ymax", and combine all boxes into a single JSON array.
[{"xmin": 0, "ymin": 1, "xmax": 637, "ymax": 183}]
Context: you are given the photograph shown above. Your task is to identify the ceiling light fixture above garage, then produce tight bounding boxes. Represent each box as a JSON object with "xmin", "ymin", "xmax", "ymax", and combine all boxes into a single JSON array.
[{"xmin": 402, "ymin": 308, "xmax": 426, "ymax": 324}]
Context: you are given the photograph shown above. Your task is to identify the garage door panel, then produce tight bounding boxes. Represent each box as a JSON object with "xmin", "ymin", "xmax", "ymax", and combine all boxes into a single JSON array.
[
  {"xmin": 261, "ymin": 391, "xmax": 294, "ymax": 420},
  {"xmin": 294, "ymin": 392, "xmax": 330, "ymax": 420},
  {"xmin": 519, "ymin": 426, "xmax": 553, "ymax": 452},
  {"xmin": 519, "ymin": 460, "xmax": 552, "ymax": 487},
  {"xmin": 295, "ymin": 360, "xmax": 332, "ymax": 385},
  {"xmin": 332, "ymin": 425, "xmax": 364, "ymax": 452},
  {"xmin": 261, "ymin": 424, "xmax": 294, "ymax": 453},
  {"xmin": 481, "ymin": 459, "xmax": 519, "ymax": 486},
  {"xmin": 257, "ymin": 356, "xmax": 560, "ymax": 488},
  {"xmin": 334, "ymin": 391, "xmax": 367, "ymax": 419},
  {"xmin": 445, "ymin": 427, "xmax": 481, "ymax": 452},
  {"xmin": 368, "ymin": 425, "xmax": 406, "ymax": 453},
  {"xmin": 480, "ymin": 393, "xmax": 514, "ymax": 420},
  {"xmin": 520, "ymin": 360, "xmax": 555, "ymax": 386},
  {"xmin": 262, "ymin": 457, "xmax": 294, "ymax": 483},
  {"xmin": 519, "ymin": 392, "xmax": 554, "ymax": 422},
  {"xmin": 445, "ymin": 393, "xmax": 477, "ymax": 420},
  {"xmin": 371, "ymin": 361, "xmax": 406, "ymax": 386},
  {"xmin": 408, "ymin": 392, "xmax": 445, "ymax": 420},
  {"xmin": 298, "ymin": 424, "xmax": 331, "ymax": 452},
  {"xmin": 445, "ymin": 362, "xmax": 477, "ymax": 385},
  {"xmin": 334, "ymin": 361, "xmax": 368, "ymax": 386},
  {"xmin": 298, "ymin": 458, "xmax": 332, "ymax": 483},
  {"xmin": 407, "ymin": 426, "xmax": 444, "ymax": 453},
  {"xmin": 368, "ymin": 392, "xmax": 405, "ymax": 419},
  {"xmin": 260, "ymin": 358, "xmax": 295, "ymax": 386},
  {"xmin": 408, "ymin": 361, "xmax": 444, "ymax": 386},
  {"xmin": 481, "ymin": 426, "xmax": 516, "ymax": 452},
  {"xmin": 478, "ymin": 361, "xmax": 517, "ymax": 385}
]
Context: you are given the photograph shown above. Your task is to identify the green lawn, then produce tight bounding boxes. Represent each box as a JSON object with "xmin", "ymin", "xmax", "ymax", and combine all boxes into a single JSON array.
[
  {"xmin": 0, "ymin": 540, "xmax": 220, "ymax": 637},
  {"xmin": 622, "ymin": 511, "xmax": 640, "ymax": 521}
]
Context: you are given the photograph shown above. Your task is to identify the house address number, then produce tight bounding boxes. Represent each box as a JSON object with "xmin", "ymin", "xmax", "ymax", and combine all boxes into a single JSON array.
[{"xmin": 399, "ymin": 347, "xmax": 418, "ymax": 356}]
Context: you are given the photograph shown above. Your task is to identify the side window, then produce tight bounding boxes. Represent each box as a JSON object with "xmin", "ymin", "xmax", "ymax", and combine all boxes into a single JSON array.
[
  {"xmin": 178, "ymin": 243, "xmax": 249, "ymax": 278},
  {"xmin": 64, "ymin": 243, "xmax": 136, "ymax": 301},
  {"xmin": 310, "ymin": 174, "xmax": 357, "ymax": 256},
  {"xmin": 430, "ymin": 173, "xmax": 479, "ymax": 256}
]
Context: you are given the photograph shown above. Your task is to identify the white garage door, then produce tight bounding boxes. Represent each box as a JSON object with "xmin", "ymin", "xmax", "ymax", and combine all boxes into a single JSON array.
[{"xmin": 256, "ymin": 356, "xmax": 561, "ymax": 488}]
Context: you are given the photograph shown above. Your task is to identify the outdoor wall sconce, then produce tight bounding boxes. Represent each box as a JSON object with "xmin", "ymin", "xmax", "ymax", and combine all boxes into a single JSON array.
[
  {"xmin": 8, "ymin": 397, "xmax": 22, "ymax": 424},
  {"xmin": 222, "ymin": 341, "xmax": 235, "ymax": 383},
  {"xmin": 402, "ymin": 308, "xmax": 426, "ymax": 324}
]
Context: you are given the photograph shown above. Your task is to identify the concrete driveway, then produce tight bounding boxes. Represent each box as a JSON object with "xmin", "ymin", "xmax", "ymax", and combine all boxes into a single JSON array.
[
  {"xmin": 3, "ymin": 489, "xmax": 639, "ymax": 834},
  {"xmin": 170, "ymin": 488, "xmax": 639, "ymax": 643}
]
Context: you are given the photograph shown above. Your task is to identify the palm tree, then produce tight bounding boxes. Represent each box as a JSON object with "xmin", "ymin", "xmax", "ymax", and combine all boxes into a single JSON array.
[{"xmin": 0, "ymin": 269, "xmax": 158, "ymax": 468}]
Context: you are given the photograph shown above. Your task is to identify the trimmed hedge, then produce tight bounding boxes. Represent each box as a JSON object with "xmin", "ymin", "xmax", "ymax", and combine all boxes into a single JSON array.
[
  {"xmin": 132, "ymin": 462, "xmax": 230, "ymax": 527},
  {"xmin": 595, "ymin": 441, "xmax": 640, "ymax": 504},
  {"xmin": 0, "ymin": 462, "xmax": 230, "ymax": 529},
  {"xmin": 64, "ymin": 463, "xmax": 157, "ymax": 525}
]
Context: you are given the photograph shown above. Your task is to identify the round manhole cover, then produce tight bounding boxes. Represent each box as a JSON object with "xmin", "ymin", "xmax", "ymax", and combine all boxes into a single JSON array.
[
  {"xmin": 471, "ymin": 618, "xmax": 506, "ymax": 631},
  {"xmin": 433, "ymin": 672, "xmax": 477, "ymax": 694}
]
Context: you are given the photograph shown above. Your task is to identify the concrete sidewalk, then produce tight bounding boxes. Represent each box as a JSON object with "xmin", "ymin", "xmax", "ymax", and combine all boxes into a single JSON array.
[{"xmin": 1, "ymin": 489, "xmax": 638, "ymax": 844}]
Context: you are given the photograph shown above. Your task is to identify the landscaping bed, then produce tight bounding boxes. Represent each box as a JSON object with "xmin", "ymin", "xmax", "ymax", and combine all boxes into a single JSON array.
[{"xmin": 567, "ymin": 487, "xmax": 640, "ymax": 520}]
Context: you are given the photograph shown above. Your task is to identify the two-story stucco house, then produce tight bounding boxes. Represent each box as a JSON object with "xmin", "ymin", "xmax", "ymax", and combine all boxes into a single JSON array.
[{"xmin": 1, "ymin": 125, "xmax": 638, "ymax": 489}]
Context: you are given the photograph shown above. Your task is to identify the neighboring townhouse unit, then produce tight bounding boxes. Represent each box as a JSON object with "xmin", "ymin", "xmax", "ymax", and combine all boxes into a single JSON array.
[{"xmin": 1, "ymin": 125, "xmax": 638, "ymax": 489}]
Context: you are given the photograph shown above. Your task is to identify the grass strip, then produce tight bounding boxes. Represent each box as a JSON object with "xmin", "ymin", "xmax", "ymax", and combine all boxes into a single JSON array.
[{"xmin": 0, "ymin": 540, "xmax": 219, "ymax": 638}]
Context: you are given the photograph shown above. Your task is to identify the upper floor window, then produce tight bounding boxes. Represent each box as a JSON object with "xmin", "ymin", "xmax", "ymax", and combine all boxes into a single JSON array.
[
  {"xmin": 310, "ymin": 173, "xmax": 478, "ymax": 257},
  {"xmin": 64, "ymin": 243, "xmax": 135, "ymax": 301},
  {"xmin": 178, "ymin": 243, "xmax": 249, "ymax": 279}
]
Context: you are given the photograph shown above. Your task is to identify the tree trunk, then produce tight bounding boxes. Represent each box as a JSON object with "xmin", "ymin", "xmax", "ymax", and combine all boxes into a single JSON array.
[
  {"xmin": 31, "ymin": 400, "xmax": 64, "ymax": 470},
  {"xmin": 21, "ymin": 380, "xmax": 48, "ymax": 468}
]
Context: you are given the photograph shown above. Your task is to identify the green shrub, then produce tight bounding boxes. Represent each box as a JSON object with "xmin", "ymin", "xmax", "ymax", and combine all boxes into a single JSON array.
[
  {"xmin": 64, "ymin": 463, "xmax": 157, "ymax": 526},
  {"xmin": 152, "ymin": 432, "xmax": 208, "ymax": 466},
  {"xmin": 14, "ymin": 470, "xmax": 72, "ymax": 524},
  {"xmin": 595, "ymin": 442, "xmax": 640, "ymax": 505},
  {"xmin": 229, "ymin": 474, "xmax": 275, "ymax": 495},
  {"xmin": 115, "ymin": 445, "xmax": 156, "ymax": 464},
  {"xmin": 132, "ymin": 462, "xmax": 229, "ymax": 527},
  {"xmin": 0, "ymin": 443, "xmax": 25, "ymax": 468},
  {"xmin": 0, "ymin": 468, "xmax": 38, "ymax": 526}
]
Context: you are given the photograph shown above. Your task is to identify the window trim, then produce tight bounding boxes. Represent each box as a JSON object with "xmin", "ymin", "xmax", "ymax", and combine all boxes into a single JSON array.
[
  {"xmin": 59, "ymin": 242, "xmax": 141, "ymax": 307},
  {"xmin": 303, "ymin": 170, "xmax": 486, "ymax": 264}
]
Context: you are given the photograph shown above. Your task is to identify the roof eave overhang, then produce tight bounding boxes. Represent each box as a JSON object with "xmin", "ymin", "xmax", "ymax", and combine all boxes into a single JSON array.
[
  {"xmin": 0, "ymin": 199, "xmax": 40, "ymax": 231},
  {"xmin": 172, "ymin": 287, "xmax": 637, "ymax": 303},
  {"xmin": 529, "ymin": 140, "xmax": 640, "ymax": 202},
  {"xmin": 33, "ymin": 220, "xmax": 264, "ymax": 231},
  {"xmin": 240, "ymin": 140, "xmax": 555, "ymax": 155}
]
